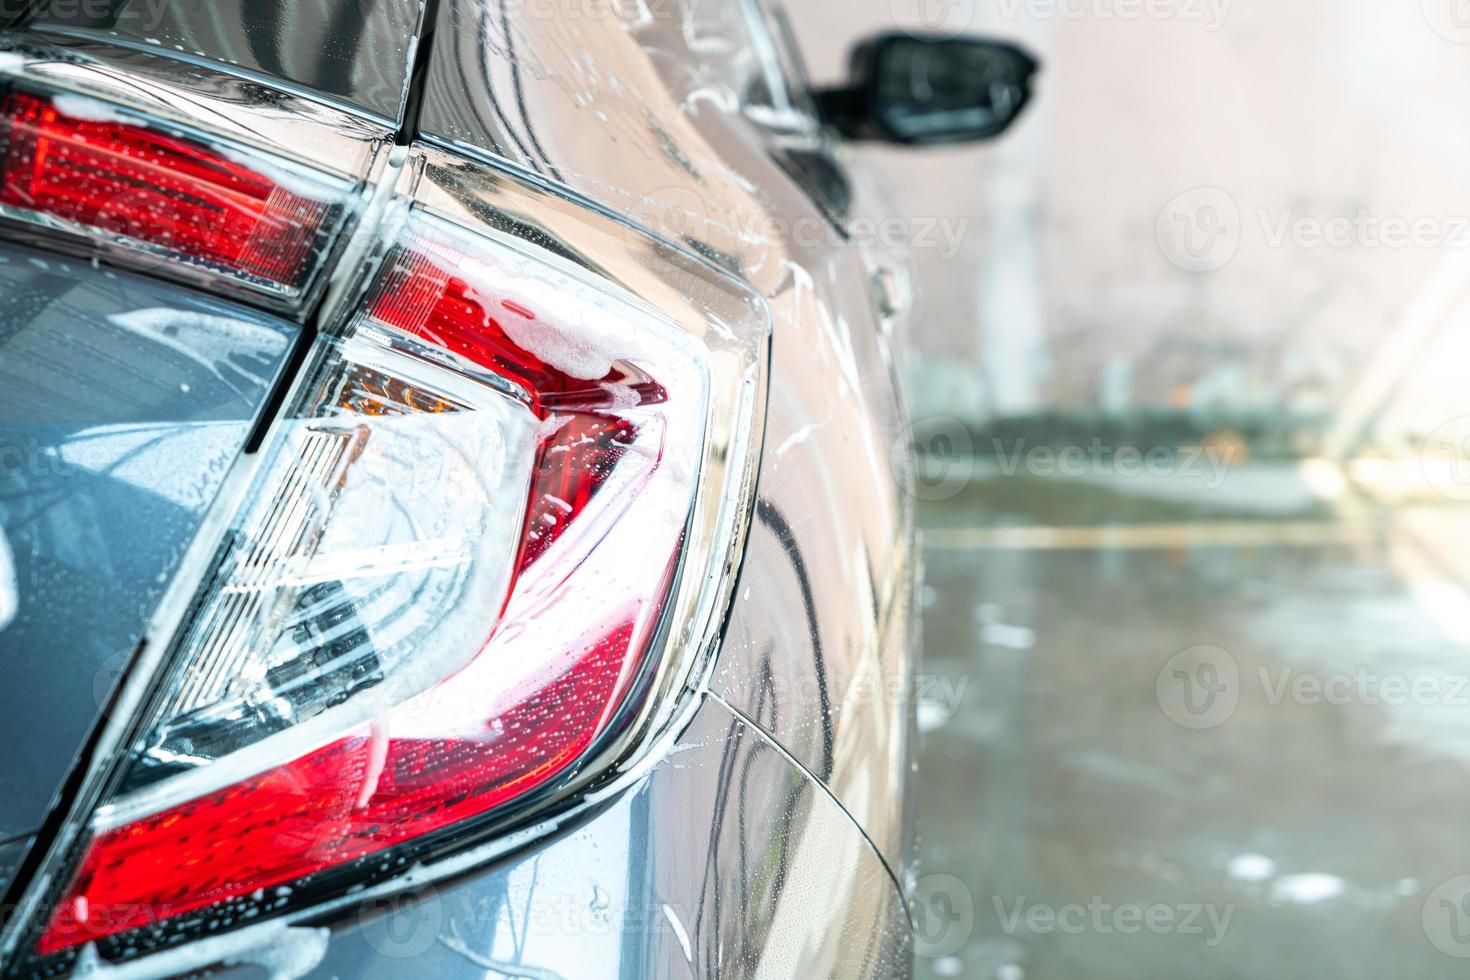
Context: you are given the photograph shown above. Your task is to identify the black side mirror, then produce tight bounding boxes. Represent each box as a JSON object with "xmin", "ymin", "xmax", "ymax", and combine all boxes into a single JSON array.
[{"xmin": 815, "ymin": 34, "xmax": 1040, "ymax": 145}]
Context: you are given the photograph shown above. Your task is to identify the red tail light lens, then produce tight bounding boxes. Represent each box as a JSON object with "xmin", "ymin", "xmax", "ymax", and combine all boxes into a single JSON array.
[
  {"xmin": 32, "ymin": 207, "xmax": 753, "ymax": 959},
  {"xmin": 0, "ymin": 90, "xmax": 351, "ymax": 303}
]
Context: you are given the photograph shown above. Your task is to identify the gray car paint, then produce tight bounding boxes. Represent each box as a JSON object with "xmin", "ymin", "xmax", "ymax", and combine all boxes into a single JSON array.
[{"xmin": 0, "ymin": 242, "xmax": 300, "ymax": 845}]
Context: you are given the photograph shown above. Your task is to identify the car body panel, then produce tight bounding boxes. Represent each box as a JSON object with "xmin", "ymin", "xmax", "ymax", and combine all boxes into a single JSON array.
[
  {"xmin": 420, "ymin": 0, "xmax": 918, "ymax": 876},
  {"xmin": 0, "ymin": 241, "xmax": 300, "ymax": 845}
]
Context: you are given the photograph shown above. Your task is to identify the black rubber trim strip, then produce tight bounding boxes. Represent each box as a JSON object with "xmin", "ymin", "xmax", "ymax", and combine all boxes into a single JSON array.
[
  {"xmin": 248, "ymin": 0, "xmax": 442, "ymax": 453},
  {"xmin": 240, "ymin": 317, "xmax": 316, "ymax": 454},
  {"xmin": 399, "ymin": 0, "xmax": 443, "ymax": 145}
]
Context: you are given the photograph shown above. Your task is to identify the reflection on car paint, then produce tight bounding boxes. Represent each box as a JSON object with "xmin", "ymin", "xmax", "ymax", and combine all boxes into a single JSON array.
[{"xmin": 421, "ymin": 0, "xmax": 919, "ymax": 875}]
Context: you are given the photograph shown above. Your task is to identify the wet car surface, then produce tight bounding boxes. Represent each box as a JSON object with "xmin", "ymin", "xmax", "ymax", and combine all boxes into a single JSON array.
[{"xmin": 0, "ymin": 0, "xmax": 979, "ymax": 975}]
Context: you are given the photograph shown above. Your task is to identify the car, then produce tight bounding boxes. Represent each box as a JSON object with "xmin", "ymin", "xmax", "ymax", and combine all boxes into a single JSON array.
[{"xmin": 0, "ymin": 2, "xmax": 1034, "ymax": 977}]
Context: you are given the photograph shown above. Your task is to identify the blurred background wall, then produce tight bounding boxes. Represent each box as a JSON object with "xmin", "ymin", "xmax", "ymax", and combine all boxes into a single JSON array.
[{"xmin": 785, "ymin": 0, "xmax": 1470, "ymax": 459}]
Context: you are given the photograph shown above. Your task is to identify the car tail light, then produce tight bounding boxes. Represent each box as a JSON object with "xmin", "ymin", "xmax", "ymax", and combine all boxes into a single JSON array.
[
  {"xmin": 27, "ymin": 199, "xmax": 764, "ymax": 962},
  {"xmin": 0, "ymin": 89, "xmax": 352, "ymax": 305}
]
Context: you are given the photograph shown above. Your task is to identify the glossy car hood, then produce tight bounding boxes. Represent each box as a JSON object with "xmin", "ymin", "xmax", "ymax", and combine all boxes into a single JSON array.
[{"xmin": 0, "ymin": 243, "xmax": 299, "ymax": 849}]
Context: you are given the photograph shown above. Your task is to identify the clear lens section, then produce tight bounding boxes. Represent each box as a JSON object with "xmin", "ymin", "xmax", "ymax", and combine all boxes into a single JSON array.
[
  {"xmin": 37, "ymin": 210, "xmax": 711, "ymax": 957},
  {"xmin": 121, "ymin": 325, "xmax": 539, "ymax": 798}
]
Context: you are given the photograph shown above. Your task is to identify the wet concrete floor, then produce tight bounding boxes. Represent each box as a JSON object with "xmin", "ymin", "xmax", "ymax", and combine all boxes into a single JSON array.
[{"xmin": 913, "ymin": 461, "xmax": 1470, "ymax": 979}]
